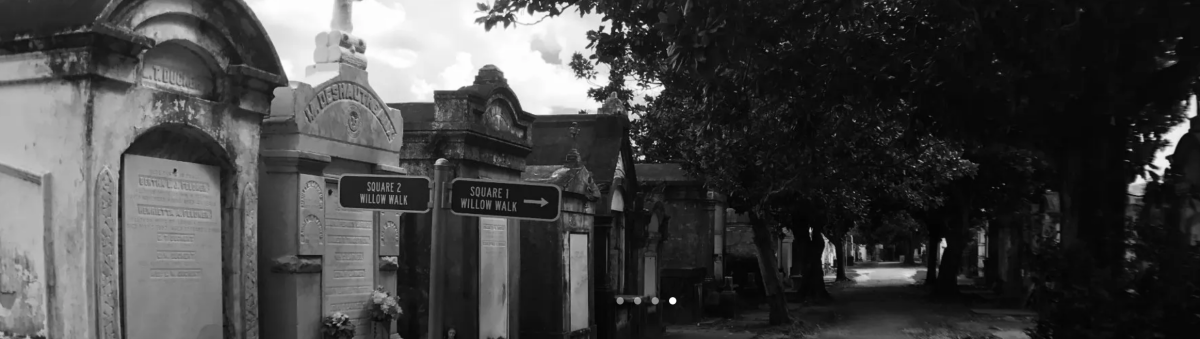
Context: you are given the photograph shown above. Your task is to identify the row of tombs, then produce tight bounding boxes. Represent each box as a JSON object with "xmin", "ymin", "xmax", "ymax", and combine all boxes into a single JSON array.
[{"xmin": 0, "ymin": 1, "xmax": 716, "ymax": 338}]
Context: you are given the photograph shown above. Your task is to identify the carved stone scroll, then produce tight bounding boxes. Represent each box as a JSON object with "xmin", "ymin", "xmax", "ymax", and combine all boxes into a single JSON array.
[
  {"xmin": 94, "ymin": 167, "xmax": 122, "ymax": 339},
  {"xmin": 242, "ymin": 184, "xmax": 260, "ymax": 339},
  {"xmin": 298, "ymin": 175, "xmax": 326, "ymax": 255}
]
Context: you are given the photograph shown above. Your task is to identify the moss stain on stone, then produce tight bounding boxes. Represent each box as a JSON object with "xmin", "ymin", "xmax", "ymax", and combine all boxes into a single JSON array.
[{"xmin": 0, "ymin": 244, "xmax": 46, "ymax": 338}]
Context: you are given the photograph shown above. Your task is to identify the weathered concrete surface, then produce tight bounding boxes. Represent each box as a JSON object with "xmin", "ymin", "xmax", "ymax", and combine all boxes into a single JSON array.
[
  {"xmin": 0, "ymin": 0, "xmax": 286, "ymax": 78},
  {"xmin": 0, "ymin": 1, "xmax": 286, "ymax": 337}
]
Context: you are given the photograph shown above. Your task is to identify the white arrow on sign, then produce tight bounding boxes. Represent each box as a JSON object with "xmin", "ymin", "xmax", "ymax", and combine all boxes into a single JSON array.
[{"xmin": 522, "ymin": 197, "xmax": 549, "ymax": 207}]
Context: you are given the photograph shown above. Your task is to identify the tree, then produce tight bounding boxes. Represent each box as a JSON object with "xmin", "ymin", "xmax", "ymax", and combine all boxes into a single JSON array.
[
  {"xmin": 904, "ymin": 0, "xmax": 1200, "ymax": 274},
  {"xmin": 466, "ymin": 0, "xmax": 965, "ymax": 322}
]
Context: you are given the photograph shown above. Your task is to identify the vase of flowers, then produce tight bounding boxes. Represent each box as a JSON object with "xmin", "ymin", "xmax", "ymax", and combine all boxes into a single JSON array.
[
  {"xmin": 369, "ymin": 286, "xmax": 403, "ymax": 339},
  {"xmin": 322, "ymin": 312, "xmax": 355, "ymax": 339}
]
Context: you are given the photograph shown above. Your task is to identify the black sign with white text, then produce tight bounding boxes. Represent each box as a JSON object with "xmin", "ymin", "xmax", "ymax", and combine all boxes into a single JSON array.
[
  {"xmin": 338, "ymin": 174, "xmax": 432, "ymax": 213},
  {"xmin": 449, "ymin": 178, "xmax": 562, "ymax": 221}
]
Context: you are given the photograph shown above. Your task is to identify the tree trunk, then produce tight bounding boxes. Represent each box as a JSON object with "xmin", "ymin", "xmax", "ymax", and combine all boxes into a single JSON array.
[
  {"xmin": 833, "ymin": 235, "xmax": 849, "ymax": 281},
  {"xmin": 1058, "ymin": 115, "xmax": 1130, "ymax": 273},
  {"xmin": 791, "ymin": 228, "xmax": 804, "ymax": 276},
  {"xmin": 903, "ymin": 237, "xmax": 917, "ymax": 265},
  {"xmin": 985, "ymin": 216, "xmax": 1005, "ymax": 290},
  {"xmin": 799, "ymin": 229, "xmax": 832, "ymax": 303},
  {"xmin": 793, "ymin": 226, "xmax": 808, "ymax": 280},
  {"xmin": 748, "ymin": 211, "xmax": 792, "ymax": 325},
  {"xmin": 925, "ymin": 221, "xmax": 941, "ymax": 286},
  {"xmin": 935, "ymin": 210, "xmax": 970, "ymax": 296}
]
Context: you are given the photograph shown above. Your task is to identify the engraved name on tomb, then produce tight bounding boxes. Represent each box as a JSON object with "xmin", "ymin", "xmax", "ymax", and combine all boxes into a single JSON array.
[{"xmin": 139, "ymin": 44, "xmax": 216, "ymax": 98}]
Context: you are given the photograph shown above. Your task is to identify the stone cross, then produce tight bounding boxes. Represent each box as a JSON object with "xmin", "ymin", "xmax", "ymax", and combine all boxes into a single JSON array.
[{"xmin": 331, "ymin": 0, "xmax": 362, "ymax": 33}]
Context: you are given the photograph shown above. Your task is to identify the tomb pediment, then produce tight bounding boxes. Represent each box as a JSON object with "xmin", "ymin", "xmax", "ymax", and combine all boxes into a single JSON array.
[
  {"xmin": 483, "ymin": 98, "xmax": 527, "ymax": 141},
  {"xmin": 266, "ymin": 64, "xmax": 404, "ymax": 163},
  {"xmin": 139, "ymin": 42, "xmax": 218, "ymax": 100}
]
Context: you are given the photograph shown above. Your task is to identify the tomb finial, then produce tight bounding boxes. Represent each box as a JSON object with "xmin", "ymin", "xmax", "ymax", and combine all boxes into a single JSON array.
[
  {"xmin": 599, "ymin": 92, "xmax": 626, "ymax": 116},
  {"xmin": 311, "ymin": 0, "xmax": 368, "ymax": 70},
  {"xmin": 565, "ymin": 122, "xmax": 582, "ymax": 168},
  {"xmin": 331, "ymin": 0, "xmax": 362, "ymax": 32}
]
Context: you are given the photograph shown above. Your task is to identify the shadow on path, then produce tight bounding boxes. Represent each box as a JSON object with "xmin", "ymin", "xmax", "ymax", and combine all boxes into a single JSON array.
[
  {"xmin": 810, "ymin": 262, "xmax": 1031, "ymax": 339},
  {"xmin": 661, "ymin": 262, "xmax": 1031, "ymax": 339}
]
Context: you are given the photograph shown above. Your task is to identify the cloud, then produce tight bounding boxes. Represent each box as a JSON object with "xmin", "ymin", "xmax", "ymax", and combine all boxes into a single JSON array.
[
  {"xmin": 245, "ymin": 0, "xmax": 610, "ymax": 115},
  {"xmin": 530, "ymin": 36, "xmax": 563, "ymax": 65}
]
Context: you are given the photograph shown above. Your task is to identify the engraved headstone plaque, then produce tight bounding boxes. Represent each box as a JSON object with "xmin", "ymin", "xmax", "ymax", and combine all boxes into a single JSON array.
[
  {"xmin": 479, "ymin": 217, "xmax": 509, "ymax": 339},
  {"xmin": 323, "ymin": 183, "xmax": 375, "ymax": 338},
  {"xmin": 121, "ymin": 155, "xmax": 222, "ymax": 339},
  {"xmin": 569, "ymin": 233, "xmax": 589, "ymax": 331}
]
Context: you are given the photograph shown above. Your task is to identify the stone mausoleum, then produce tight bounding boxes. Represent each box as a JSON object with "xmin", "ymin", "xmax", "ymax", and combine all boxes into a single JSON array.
[
  {"xmin": 256, "ymin": 0, "xmax": 407, "ymax": 338},
  {"xmin": 390, "ymin": 65, "xmax": 536, "ymax": 339},
  {"xmin": 523, "ymin": 94, "xmax": 660, "ymax": 339},
  {"xmin": 0, "ymin": 0, "xmax": 287, "ymax": 338}
]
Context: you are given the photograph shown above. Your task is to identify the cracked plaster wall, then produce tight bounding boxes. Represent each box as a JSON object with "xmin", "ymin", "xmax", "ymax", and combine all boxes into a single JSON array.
[{"xmin": 0, "ymin": 74, "xmax": 88, "ymax": 339}]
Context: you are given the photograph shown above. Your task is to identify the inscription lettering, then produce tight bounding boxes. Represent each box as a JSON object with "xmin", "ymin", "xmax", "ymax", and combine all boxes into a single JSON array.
[
  {"xmin": 137, "ymin": 175, "xmax": 211, "ymax": 192},
  {"xmin": 326, "ymin": 219, "xmax": 372, "ymax": 230},
  {"xmin": 150, "ymin": 268, "xmax": 203, "ymax": 279},
  {"xmin": 138, "ymin": 204, "xmax": 213, "ymax": 220},
  {"xmin": 458, "ymin": 197, "xmax": 519, "ymax": 213},
  {"xmin": 328, "ymin": 301, "xmax": 366, "ymax": 314},
  {"xmin": 325, "ymin": 285, "xmax": 374, "ymax": 296},
  {"xmin": 142, "ymin": 65, "xmax": 213, "ymax": 94},
  {"xmin": 156, "ymin": 250, "xmax": 197, "ymax": 261},
  {"xmin": 334, "ymin": 252, "xmax": 365, "ymax": 262},
  {"xmin": 157, "ymin": 232, "xmax": 196, "ymax": 243},
  {"xmin": 301, "ymin": 81, "xmax": 398, "ymax": 140},
  {"xmin": 333, "ymin": 269, "xmax": 367, "ymax": 279},
  {"xmin": 327, "ymin": 235, "xmax": 371, "ymax": 245},
  {"xmin": 359, "ymin": 193, "xmax": 409, "ymax": 206}
]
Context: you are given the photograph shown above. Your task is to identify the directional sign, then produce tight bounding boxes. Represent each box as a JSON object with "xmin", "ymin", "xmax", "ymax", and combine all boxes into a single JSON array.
[
  {"xmin": 338, "ymin": 174, "xmax": 432, "ymax": 213},
  {"xmin": 449, "ymin": 178, "xmax": 562, "ymax": 221}
]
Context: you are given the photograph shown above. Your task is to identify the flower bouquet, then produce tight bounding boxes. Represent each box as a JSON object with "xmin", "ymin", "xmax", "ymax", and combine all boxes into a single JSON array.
[
  {"xmin": 369, "ymin": 286, "xmax": 403, "ymax": 322},
  {"xmin": 322, "ymin": 312, "xmax": 355, "ymax": 339}
]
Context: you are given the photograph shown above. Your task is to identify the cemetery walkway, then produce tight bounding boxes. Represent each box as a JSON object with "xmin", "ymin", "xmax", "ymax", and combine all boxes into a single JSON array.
[
  {"xmin": 807, "ymin": 262, "xmax": 1032, "ymax": 339},
  {"xmin": 662, "ymin": 262, "xmax": 1033, "ymax": 339}
]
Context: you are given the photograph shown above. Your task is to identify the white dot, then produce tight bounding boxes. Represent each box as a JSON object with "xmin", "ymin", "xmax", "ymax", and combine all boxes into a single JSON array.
[{"xmin": 669, "ymin": 297, "xmax": 677, "ymax": 305}]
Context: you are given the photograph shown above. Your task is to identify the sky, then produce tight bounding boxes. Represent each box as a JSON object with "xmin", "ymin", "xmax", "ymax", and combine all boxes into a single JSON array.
[
  {"xmin": 244, "ymin": 0, "xmax": 1196, "ymax": 185},
  {"xmin": 245, "ymin": 0, "xmax": 609, "ymax": 115}
]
